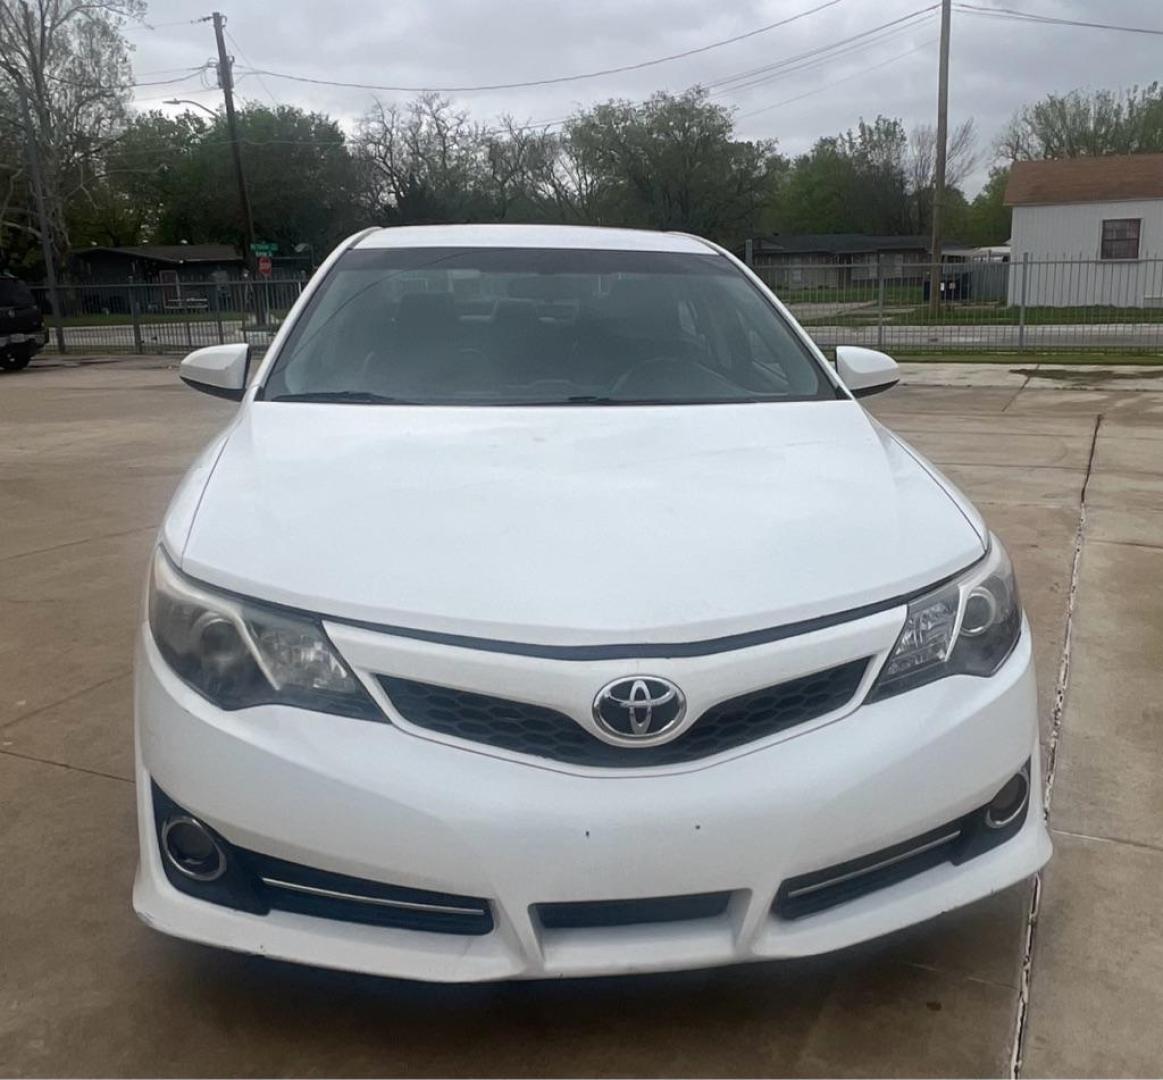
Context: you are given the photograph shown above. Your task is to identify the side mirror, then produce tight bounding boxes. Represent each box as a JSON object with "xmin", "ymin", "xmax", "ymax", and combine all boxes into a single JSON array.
[
  {"xmin": 835, "ymin": 345, "xmax": 900, "ymax": 398},
  {"xmin": 179, "ymin": 343, "xmax": 251, "ymax": 401}
]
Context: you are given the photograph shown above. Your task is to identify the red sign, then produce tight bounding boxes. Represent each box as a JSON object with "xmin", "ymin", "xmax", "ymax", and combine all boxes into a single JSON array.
[{"xmin": 257, "ymin": 254, "xmax": 272, "ymax": 277}]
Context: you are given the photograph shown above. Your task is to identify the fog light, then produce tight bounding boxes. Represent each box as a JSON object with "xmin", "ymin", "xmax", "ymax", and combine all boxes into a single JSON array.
[
  {"xmin": 985, "ymin": 766, "xmax": 1030, "ymax": 829},
  {"xmin": 161, "ymin": 814, "xmax": 227, "ymax": 881}
]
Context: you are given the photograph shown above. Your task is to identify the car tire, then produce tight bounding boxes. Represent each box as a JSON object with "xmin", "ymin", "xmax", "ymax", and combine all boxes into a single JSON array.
[{"xmin": 0, "ymin": 346, "xmax": 33, "ymax": 372}]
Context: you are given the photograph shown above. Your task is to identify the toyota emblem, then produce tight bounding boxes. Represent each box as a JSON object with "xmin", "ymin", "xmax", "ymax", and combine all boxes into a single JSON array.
[{"xmin": 592, "ymin": 676, "xmax": 686, "ymax": 740}]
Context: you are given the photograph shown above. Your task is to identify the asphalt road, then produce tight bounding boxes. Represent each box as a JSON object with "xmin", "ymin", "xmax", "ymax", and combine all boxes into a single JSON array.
[{"xmin": 2, "ymin": 358, "xmax": 1162, "ymax": 1076}]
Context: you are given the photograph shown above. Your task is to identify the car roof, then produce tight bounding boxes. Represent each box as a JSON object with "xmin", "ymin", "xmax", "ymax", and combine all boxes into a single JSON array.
[{"xmin": 353, "ymin": 224, "xmax": 717, "ymax": 254}]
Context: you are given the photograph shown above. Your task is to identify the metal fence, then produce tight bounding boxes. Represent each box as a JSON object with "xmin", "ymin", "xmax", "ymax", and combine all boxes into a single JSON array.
[
  {"xmin": 30, "ymin": 278, "xmax": 305, "ymax": 354},
  {"xmin": 25, "ymin": 257, "xmax": 1163, "ymax": 356},
  {"xmin": 754, "ymin": 256, "xmax": 1163, "ymax": 354}
]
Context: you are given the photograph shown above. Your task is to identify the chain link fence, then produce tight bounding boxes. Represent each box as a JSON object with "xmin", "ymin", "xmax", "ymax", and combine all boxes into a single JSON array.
[{"xmin": 25, "ymin": 257, "xmax": 1163, "ymax": 357}]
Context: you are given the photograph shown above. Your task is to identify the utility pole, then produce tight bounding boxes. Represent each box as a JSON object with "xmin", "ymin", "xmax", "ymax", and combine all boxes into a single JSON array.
[
  {"xmin": 209, "ymin": 12, "xmax": 257, "ymax": 280},
  {"xmin": 928, "ymin": 0, "xmax": 952, "ymax": 314},
  {"xmin": 18, "ymin": 85, "xmax": 65, "ymax": 352}
]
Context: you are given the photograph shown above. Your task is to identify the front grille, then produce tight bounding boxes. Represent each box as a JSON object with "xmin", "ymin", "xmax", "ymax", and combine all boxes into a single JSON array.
[
  {"xmin": 535, "ymin": 891, "xmax": 732, "ymax": 930},
  {"xmin": 379, "ymin": 659, "xmax": 868, "ymax": 767}
]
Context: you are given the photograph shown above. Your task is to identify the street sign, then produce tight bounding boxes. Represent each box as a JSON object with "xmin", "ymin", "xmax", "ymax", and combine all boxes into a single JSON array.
[
  {"xmin": 257, "ymin": 254, "xmax": 273, "ymax": 277},
  {"xmin": 250, "ymin": 242, "xmax": 278, "ymax": 256}
]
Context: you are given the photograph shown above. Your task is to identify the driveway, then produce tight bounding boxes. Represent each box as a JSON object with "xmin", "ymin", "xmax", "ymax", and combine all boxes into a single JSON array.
[{"xmin": 1, "ymin": 358, "xmax": 1161, "ymax": 1077}]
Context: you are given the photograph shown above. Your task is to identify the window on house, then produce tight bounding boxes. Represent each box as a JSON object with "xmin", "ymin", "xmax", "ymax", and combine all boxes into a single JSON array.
[{"xmin": 1100, "ymin": 218, "xmax": 1141, "ymax": 260}]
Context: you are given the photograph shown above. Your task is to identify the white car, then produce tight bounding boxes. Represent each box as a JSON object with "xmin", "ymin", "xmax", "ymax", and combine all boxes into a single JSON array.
[{"xmin": 134, "ymin": 224, "xmax": 1050, "ymax": 982}]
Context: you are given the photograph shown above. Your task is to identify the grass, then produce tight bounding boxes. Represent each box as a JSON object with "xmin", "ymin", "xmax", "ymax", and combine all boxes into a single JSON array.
[
  {"xmin": 800, "ymin": 303, "xmax": 1163, "ymax": 328},
  {"xmin": 778, "ymin": 284, "xmax": 923, "ymax": 304},
  {"xmin": 878, "ymin": 350, "xmax": 1163, "ymax": 364},
  {"xmin": 51, "ymin": 311, "xmax": 289, "ymax": 327},
  {"xmin": 57, "ymin": 311, "xmax": 222, "ymax": 326}
]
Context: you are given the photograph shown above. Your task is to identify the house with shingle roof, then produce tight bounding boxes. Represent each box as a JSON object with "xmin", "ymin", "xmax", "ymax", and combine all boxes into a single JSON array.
[{"xmin": 1005, "ymin": 154, "xmax": 1163, "ymax": 307}]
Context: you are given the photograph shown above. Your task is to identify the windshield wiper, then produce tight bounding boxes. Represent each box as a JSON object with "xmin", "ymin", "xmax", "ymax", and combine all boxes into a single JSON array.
[
  {"xmin": 268, "ymin": 390, "xmax": 421, "ymax": 404},
  {"xmin": 561, "ymin": 395, "xmax": 737, "ymax": 406}
]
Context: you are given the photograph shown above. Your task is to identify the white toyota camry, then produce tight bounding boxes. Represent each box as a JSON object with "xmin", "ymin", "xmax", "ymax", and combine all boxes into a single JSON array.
[{"xmin": 134, "ymin": 224, "xmax": 1050, "ymax": 982}]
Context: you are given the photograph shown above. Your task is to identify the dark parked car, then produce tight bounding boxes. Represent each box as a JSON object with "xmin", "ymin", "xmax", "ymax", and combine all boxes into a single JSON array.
[{"xmin": 0, "ymin": 275, "xmax": 47, "ymax": 371}]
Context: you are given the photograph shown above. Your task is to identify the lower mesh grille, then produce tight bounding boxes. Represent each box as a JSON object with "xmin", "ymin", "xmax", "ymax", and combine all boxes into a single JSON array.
[
  {"xmin": 379, "ymin": 658, "xmax": 868, "ymax": 767},
  {"xmin": 536, "ymin": 891, "xmax": 732, "ymax": 930}
]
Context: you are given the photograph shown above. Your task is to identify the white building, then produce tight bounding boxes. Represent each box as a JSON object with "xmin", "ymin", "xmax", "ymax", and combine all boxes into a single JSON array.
[{"xmin": 1005, "ymin": 154, "xmax": 1163, "ymax": 308}]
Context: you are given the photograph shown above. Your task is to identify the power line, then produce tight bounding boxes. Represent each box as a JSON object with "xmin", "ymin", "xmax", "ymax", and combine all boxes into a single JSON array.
[
  {"xmin": 707, "ymin": 5, "xmax": 936, "ymax": 92},
  {"xmin": 735, "ymin": 37, "xmax": 935, "ymax": 121},
  {"xmin": 225, "ymin": 28, "xmax": 280, "ymax": 107},
  {"xmin": 45, "ymin": 66, "xmax": 210, "ymax": 91},
  {"xmin": 235, "ymin": 0, "xmax": 852, "ymax": 94},
  {"xmin": 132, "ymin": 84, "xmax": 225, "ymax": 104},
  {"xmin": 708, "ymin": 7, "xmax": 938, "ymax": 98},
  {"xmin": 954, "ymin": 3, "xmax": 1163, "ymax": 36},
  {"xmin": 124, "ymin": 15, "xmax": 210, "ymax": 33}
]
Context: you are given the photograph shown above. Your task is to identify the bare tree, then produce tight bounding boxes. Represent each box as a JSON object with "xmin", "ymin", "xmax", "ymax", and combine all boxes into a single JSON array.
[
  {"xmin": 0, "ymin": 0, "xmax": 143, "ymax": 270},
  {"xmin": 481, "ymin": 116, "xmax": 560, "ymax": 220},
  {"xmin": 352, "ymin": 93, "xmax": 487, "ymax": 223},
  {"xmin": 908, "ymin": 118, "xmax": 976, "ymax": 232}
]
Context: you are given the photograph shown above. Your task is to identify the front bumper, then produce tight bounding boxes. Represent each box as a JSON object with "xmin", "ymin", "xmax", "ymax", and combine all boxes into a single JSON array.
[
  {"xmin": 0, "ymin": 329, "xmax": 47, "ymax": 350},
  {"xmin": 134, "ymin": 621, "xmax": 1050, "ymax": 982}
]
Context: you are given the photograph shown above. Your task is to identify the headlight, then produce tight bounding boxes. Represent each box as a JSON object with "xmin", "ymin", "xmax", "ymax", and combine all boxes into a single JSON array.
[
  {"xmin": 148, "ymin": 548, "xmax": 381, "ymax": 720},
  {"xmin": 868, "ymin": 537, "xmax": 1022, "ymax": 701}
]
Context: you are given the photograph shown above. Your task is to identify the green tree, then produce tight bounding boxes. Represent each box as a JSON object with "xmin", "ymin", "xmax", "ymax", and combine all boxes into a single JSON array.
[
  {"xmin": 68, "ymin": 109, "xmax": 207, "ymax": 247},
  {"xmin": 999, "ymin": 84, "xmax": 1163, "ymax": 160},
  {"xmin": 163, "ymin": 104, "xmax": 362, "ymax": 255},
  {"xmin": 963, "ymin": 166, "xmax": 1011, "ymax": 246},
  {"xmin": 562, "ymin": 89, "xmax": 783, "ymax": 246},
  {"xmin": 779, "ymin": 117, "xmax": 911, "ymax": 235}
]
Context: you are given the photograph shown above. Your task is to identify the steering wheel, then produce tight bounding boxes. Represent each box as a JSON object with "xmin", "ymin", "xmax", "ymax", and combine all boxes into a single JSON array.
[{"xmin": 609, "ymin": 354, "xmax": 720, "ymax": 399}]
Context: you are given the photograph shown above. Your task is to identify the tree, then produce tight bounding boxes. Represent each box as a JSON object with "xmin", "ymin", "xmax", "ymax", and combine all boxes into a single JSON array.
[
  {"xmin": 352, "ymin": 94, "xmax": 491, "ymax": 224},
  {"xmin": 964, "ymin": 166, "xmax": 1011, "ymax": 246},
  {"xmin": 480, "ymin": 117, "xmax": 561, "ymax": 221},
  {"xmin": 562, "ymin": 89, "xmax": 783, "ymax": 246},
  {"xmin": 180, "ymin": 104, "xmax": 361, "ymax": 254},
  {"xmin": 999, "ymin": 84, "xmax": 1163, "ymax": 160},
  {"xmin": 0, "ymin": 0, "xmax": 143, "ymax": 274},
  {"xmin": 908, "ymin": 118, "xmax": 977, "ymax": 234},
  {"xmin": 779, "ymin": 117, "xmax": 911, "ymax": 235},
  {"xmin": 68, "ymin": 108, "xmax": 207, "ymax": 247}
]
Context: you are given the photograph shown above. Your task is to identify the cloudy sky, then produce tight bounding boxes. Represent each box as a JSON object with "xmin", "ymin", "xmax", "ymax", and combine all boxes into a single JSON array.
[{"xmin": 123, "ymin": 0, "xmax": 1160, "ymax": 194}]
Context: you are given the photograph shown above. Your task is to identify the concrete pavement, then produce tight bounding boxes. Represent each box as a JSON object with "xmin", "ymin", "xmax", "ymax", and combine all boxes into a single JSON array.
[{"xmin": 0, "ymin": 358, "xmax": 1161, "ymax": 1076}]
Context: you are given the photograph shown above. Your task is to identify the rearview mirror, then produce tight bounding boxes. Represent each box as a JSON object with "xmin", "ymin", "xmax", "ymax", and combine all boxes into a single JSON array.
[
  {"xmin": 835, "ymin": 345, "xmax": 900, "ymax": 398},
  {"xmin": 179, "ymin": 343, "xmax": 251, "ymax": 401}
]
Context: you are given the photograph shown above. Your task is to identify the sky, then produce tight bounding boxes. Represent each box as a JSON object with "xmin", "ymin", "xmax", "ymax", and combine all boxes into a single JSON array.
[{"xmin": 122, "ymin": 0, "xmax": 1163, "ymax": 196}]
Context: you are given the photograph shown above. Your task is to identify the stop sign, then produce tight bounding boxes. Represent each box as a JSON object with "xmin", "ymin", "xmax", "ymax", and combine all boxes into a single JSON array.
[{"xmin": 257, "ymin": 254, "xmax": 272, "ymax": 277}]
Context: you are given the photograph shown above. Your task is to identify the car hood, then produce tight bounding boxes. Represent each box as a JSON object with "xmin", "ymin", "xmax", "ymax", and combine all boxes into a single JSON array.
[{"xmin": 175, "ymin": 400, "xmax": 985, "ymax": 647}]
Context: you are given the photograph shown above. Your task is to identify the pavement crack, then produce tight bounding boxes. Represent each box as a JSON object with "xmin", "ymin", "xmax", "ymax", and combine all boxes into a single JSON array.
[
  {"xmin": 1050, "ymin": 827, "xmax": 1163, "ymax": 856},
  {"xmin": 0, "ymin": 524, "xmax": 159, "ymax": 564},
  {"xmin": 0, "ymin": 746, "xmax": 131, "ymax": 784},
  {"xmin": 1009, "ymin": 412, "xmax": 1101, "ymax": 1079},
  {"xmin": 0, "ymin": 669, "xmax": 132, "ymax": 731}
]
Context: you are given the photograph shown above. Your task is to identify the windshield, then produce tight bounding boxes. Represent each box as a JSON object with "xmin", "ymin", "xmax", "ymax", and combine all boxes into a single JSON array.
[{"xmin": 262, "ymin": 246, "xmax": 837, "ymax": 406}]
